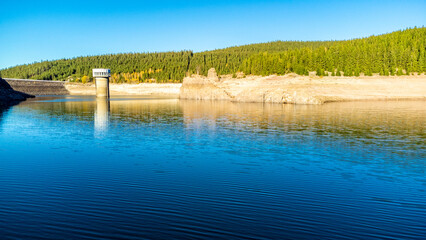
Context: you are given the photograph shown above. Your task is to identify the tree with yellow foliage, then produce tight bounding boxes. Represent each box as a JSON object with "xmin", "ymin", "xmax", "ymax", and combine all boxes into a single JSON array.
[{"xmin": 81, "ymin": 75, "xmax": 88, "ymax": 84}]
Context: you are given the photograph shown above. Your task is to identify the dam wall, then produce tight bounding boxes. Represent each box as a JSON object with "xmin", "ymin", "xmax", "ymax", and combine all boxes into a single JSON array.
[
  {"xmin": 0, "ymin": 78, "xmax": 34, "ymax": 106},
  {"xmin": 4, "ymin": 78, "xmax": 70, "ymax": 95}
]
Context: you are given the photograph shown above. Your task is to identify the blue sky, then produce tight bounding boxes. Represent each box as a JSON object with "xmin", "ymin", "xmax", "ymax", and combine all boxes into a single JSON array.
[{"xmin": 0, "ymin": 0, "xmax": 425, "ymax": 69}]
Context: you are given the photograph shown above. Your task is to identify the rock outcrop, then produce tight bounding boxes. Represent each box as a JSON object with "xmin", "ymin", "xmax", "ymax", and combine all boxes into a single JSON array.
[
  {"xmin": 179, "ymin": 70, "xmax": 232, "ymax": 101},
  {"xmin": 207, "ymin": 68, "xmax": 219, "ymax": 82},
  {"xmin": 0, "ymin": 78, "xmax": 34, "ymax": 106}
]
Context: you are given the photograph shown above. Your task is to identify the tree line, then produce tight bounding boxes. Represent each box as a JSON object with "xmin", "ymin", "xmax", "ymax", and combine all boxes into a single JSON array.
[
  {"xmin": 1, "ymin": 27, "xmax": 424, "ymax": 82},
  {"xmin": 241, "ymin": 27, "xmax": 425, "ymax": 76}
]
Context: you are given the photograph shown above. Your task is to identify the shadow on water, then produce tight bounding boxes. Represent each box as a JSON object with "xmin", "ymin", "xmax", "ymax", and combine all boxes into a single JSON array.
[{"xmin": 0, "ymin": 78, "xmax": 34, "ymax": 130}]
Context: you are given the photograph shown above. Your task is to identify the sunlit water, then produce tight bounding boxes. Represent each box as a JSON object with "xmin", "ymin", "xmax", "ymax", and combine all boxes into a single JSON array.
[{"xmin": 0, "ymin": 96, "xmax": 425, "ymax": 239}]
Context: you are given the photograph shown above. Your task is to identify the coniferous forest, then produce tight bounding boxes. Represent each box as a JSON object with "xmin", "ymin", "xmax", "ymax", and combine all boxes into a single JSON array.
[{"xmin": 1, "ymin": 27, "xmax": 425, "ymax": 83}]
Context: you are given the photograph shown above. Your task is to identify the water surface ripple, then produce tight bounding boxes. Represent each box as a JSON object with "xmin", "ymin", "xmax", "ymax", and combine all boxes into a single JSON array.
[{"xmin": 0, "ymin": 97, "xmax": 425, "ymax": 239}]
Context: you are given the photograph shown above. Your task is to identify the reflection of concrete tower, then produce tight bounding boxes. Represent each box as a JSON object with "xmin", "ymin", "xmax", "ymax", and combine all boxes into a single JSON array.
[
  {"xmin": 95, "ymin": 98, "xmax": 110, "ymax": 136},
  {"xmin": 92, "ymin": 68, "xmax": 111, "ymax": 98}
]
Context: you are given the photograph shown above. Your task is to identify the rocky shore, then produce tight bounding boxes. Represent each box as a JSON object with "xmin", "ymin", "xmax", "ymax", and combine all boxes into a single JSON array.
[
  {"xmin": 0, "ymin": 78, "xmax": 34, "ymax": 106},
  {"xmin": 180, "ymin": 69, "xmax": 426, "ymax": 104}
]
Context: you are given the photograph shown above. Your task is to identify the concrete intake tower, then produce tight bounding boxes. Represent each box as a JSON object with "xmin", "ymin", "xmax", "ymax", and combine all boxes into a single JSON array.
[{"xmin": 92, "ymin": 68, "xmax": 111, "ymax": 98}]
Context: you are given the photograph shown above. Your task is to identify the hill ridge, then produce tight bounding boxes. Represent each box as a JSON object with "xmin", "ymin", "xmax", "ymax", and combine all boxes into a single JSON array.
[{"xmin": 1, "ymin": 27, "xmax": 424, "ymax": 82}]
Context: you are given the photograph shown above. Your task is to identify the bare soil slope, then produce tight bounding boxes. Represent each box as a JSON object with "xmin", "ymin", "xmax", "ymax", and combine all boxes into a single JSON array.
[{"xmin": 180, "ymin": 73, "xmax": 426, "ymax": 104}]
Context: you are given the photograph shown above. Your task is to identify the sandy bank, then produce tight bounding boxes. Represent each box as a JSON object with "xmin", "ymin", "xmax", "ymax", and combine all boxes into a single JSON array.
[
  {"xmin": 180, "ymin": 71, "xmax": 426, "ymax": 104},
  {"xmin": 65, "ymin": 83, "xmax": 182, "ymax": 97}
]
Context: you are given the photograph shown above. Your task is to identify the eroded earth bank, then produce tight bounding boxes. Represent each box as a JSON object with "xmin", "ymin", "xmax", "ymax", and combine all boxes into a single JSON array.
[{"xmin": 180, "ymin": 69, "xmax": 426, "ymax": 104}]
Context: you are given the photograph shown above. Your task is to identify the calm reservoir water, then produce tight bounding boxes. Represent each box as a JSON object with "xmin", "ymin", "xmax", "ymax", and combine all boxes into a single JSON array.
[{"xmin": 0, "ymin": 96, "xmax": 425, "ymax": 239}]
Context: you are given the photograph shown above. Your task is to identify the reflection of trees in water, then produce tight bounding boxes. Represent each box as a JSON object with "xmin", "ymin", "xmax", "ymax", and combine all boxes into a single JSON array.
[
  {"xmin": 181, "ymin": 100, "xmax": 424, "ymax": 135},
  {"xmin": 181, "ymin": 100, "xmax": 425, "ymax": 159},
  {"xmin": 19, "ymin": 99, "xmax": 425, "ymax": 144},
  {"xmin": 107, "ymin": 99, "xmax": 182, "ymax": 125},
  {"xmin": 18, "ymin": 98, "xmax": 183, "ymax": 126},
  {"xmin": 11, "ymin": 98, "xmax": 426, "ymax": 172},
  {"xmin": 181, "ymin": 100, "xmax": 426, "ymax": 175}
]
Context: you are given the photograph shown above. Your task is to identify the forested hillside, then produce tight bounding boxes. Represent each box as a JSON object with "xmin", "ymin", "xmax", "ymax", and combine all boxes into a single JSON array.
[
  {"xmin": 1, "ymin": 27, "xmax": 424, "ymax": 83},
  {"xmin": 241, "ymin": 28, "xmax": 425, "ymax": 76}
]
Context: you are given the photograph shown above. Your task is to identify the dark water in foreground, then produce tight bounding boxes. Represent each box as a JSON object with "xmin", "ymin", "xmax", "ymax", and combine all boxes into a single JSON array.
[{"xmin": 0, "ymin": 96, "xmax": 425, "ymax": 239}]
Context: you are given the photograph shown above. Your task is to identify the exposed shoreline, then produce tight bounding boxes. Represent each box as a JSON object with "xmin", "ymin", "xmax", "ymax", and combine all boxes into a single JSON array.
[
  {"xmin": 65, "ymin": 83, "xmax": 182, "ymax": 97},
  {"xmin": 180, "ymin": 72, "xmax": 426, "ymax": 104},
  {"xmin": 52, "ymin": 74, "xmax": 426, "ymax": 105}
]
